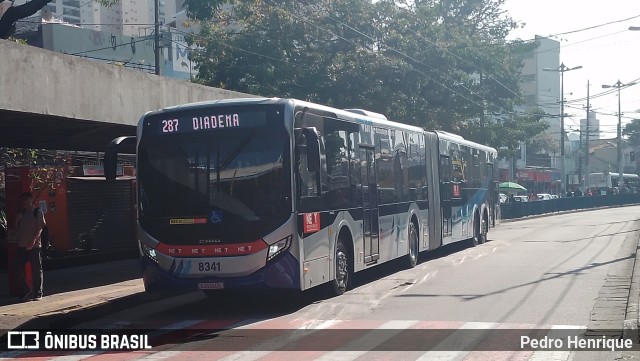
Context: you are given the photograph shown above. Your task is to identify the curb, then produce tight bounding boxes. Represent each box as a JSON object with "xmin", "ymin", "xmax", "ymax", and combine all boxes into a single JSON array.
[
  {"xmin": 14, "ymin": 290, "xmax": 203, "ymax": 331},
  {"xmin": 500, "ymin": 203, "xmax": 636, "ymax": 223},
  {"xmin": 624, "ymin": 224, "xmax": 640, "ymax": 343},
  {"xmin": 43, "ymin": 250, "xmax": 138, "ymax": 270}
]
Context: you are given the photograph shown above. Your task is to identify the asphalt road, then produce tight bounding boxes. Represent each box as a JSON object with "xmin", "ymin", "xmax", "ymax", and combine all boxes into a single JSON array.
[{"xmin": 13, "ymin": 206, "xmax": 640, "ymax": 360}]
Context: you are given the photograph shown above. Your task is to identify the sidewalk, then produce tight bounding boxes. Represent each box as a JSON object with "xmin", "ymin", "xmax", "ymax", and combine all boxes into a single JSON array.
[{"xmin": 0, "ymin": 258, "xmax": 159, "ymax": 332}]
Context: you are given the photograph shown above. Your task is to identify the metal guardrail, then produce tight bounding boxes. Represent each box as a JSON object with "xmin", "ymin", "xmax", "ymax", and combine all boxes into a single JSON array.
[{"xmin": 500, "ymin": 193, "xmax": 640, "ymax": 220}]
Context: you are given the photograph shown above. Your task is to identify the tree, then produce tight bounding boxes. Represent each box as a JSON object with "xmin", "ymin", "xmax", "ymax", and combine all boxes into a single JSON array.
[
  {"xmin": 185, "ymin": 0, "xmax": 545, "ymax": 147},
  {"xmin": 527, "ymin": 130, "xmax": 559, "ymax": 155},
  {"xmin": 0, "ymin": 0, "xmax": 52, "ymax": 39},
  {"xmin": 623, "ymin": 119, "xmax": 640, "ymax": 146}
]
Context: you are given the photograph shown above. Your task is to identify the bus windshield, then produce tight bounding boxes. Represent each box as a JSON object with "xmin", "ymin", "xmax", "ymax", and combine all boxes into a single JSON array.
[{"xmin": 137, "ymin": 105, "xmax": 291, "ymax": 241}]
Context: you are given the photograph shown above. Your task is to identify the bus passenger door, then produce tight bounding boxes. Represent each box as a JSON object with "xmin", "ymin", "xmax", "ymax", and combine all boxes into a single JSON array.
[
  {"xmin": 440, "ymin": 155, "xmax": 452, "ymax": 237},
  {"xmin": 361, "ymin": 146, "xmax": 379, "ymax": 263}
]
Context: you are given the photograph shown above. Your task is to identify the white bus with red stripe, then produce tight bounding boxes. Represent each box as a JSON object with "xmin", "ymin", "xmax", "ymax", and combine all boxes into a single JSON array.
[{"xmin": 105, "ymin": 98, "xmax": 498, "ymax": 295}]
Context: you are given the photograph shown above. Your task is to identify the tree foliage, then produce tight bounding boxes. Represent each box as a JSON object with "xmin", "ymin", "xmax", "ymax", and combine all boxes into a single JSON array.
[
  {"xmin": 0, "ymin": 0, "xmax": 52, "ymax": 39},
  {"xmin": 623, "ymin": 119, "xmax": 640, "ymax": 147},
  {"xmin": 185, "ymin": 0, "xmax": 545, "ymax": 150}
]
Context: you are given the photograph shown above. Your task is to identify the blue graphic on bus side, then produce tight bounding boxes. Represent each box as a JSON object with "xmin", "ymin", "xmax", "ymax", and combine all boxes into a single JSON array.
[{"xmin": 210, "ymin": 210, "xmax": 223, "ymax": 224}]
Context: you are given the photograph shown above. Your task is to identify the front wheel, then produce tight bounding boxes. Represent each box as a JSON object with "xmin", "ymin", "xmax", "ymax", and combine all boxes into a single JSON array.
[{"xmin": 330, "ymin": 237, "xmax": 352, "ymax": 296}]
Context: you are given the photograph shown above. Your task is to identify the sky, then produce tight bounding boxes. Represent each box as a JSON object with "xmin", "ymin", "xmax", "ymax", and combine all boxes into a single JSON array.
[{"xmin": 502, "ymin": 0, "xmax": 640, "ymax": 139}]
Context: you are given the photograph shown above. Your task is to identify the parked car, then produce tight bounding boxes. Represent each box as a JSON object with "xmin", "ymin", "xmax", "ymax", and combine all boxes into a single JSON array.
[
  {"xmin": 537, "ymin": 193, "xmax": 552, "ymax": 200},
  {"xmin": 499, "ymin": 193, "xmax": 507, "ymax": 204},
  {"xmin": 513, "ymin": 195, "xmax": 529, "ymax": 202}
]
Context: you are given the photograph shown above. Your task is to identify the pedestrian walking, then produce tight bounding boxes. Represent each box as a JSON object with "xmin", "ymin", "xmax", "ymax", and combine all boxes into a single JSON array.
[{"xmin": 14, "ymin": 191, "xmax": 45, "ymax": 301}]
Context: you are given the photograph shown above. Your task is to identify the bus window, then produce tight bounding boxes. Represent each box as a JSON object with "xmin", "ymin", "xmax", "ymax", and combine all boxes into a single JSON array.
[{"xmin": 375, "ymin": 128, "xmax": 396, "ymax": 204}]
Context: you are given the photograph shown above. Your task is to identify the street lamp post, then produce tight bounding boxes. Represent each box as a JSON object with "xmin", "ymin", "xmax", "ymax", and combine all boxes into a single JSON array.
[
  {"xmin": 602, "ymin": 80, "xmax": 637, "ymax": 187},
  {"xmin": 543, "ymin": 63, "xmax": 582, "ymax": 196}
]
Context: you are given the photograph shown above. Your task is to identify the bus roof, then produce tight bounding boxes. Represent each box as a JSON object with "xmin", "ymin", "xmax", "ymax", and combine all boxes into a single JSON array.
[
  {"xmin": 434, "ymin": 130, "xmax": 497, "ymax": 155},
  {"xmin": 148, "ymin": 97, "xmax": 426, "ymax": 134},
  {"xmin": 589, "ymin": 172, "xmax": 639, "ymax": 178},
  {"xmin": 143, "ymin": 97, "xmax": 495, "ymax": 154}
]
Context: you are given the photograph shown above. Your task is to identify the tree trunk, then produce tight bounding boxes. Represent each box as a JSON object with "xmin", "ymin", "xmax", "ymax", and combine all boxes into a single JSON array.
[{"xmin": 0, "ymin": 0, "xmax": 53, "ymax": 39}]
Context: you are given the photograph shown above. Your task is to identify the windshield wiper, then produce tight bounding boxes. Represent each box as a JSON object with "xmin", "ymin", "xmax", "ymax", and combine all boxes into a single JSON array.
[
  {"xmin": 209, "ymin": 132, "xmax": 260, "ymax": 221},
  {"xmin": 219, "ymin": 132, "xmax": 254, "ymax": 171}
]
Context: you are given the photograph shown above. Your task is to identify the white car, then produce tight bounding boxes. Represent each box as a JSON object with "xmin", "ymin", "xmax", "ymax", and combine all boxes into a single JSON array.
[{"xmin": 537, "ymin": 193, "xmax": 552, "ymax": 200}]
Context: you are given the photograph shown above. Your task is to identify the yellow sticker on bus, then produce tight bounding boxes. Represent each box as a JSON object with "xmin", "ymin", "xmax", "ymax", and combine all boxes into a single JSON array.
[{"xmin": 169, "ymin": 218, "xmax": 208, "ymax": 225}]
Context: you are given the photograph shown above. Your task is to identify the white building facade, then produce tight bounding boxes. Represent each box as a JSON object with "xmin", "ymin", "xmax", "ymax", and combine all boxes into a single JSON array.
[
  {"xmin": 518, "ymin": 36, "xmax": 562, "ymax": 169},
  {"xmin": 10, "ymin": 0, "xmax": 181, "ymax": 36}
]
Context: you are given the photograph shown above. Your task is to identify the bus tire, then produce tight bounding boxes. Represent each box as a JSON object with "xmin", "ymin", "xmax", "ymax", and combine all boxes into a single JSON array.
[
  {"xmin": 479, "ymin": 211, "xmax": 488, "ymax": 244},
  {"xmin": 472, "ymin": 213, "xmax": 481, "ymax": 246},
  {"xmin": 330, "ymin": 236, "xmax": 352, "ymax": 296},
  {"xmin": 406, "ymin": 221, "xmax": 419, "ymax": 268}
]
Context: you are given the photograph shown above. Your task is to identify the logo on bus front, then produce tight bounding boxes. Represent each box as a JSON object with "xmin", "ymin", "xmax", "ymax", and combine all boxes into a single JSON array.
[
  {"xmin": 303, "ymin": 212, "xmax": 320, "ymax": 233},
  {"xmin": 210, "ymin": 210, "xmax": 223, "ymax": 224}
]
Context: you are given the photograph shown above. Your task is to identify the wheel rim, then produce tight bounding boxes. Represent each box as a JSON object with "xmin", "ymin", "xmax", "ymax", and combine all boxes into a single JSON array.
[{"xmin": 336, "ymin": 249, "xmax": 348, "ymax": 291}]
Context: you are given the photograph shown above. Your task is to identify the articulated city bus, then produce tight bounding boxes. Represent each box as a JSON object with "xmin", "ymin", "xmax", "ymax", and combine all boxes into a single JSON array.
[
  {"xmin": 105, "ymin": 98, "xmax": 499, "ymax": 295},
  {"xmin": 589, "ymin": 172, "xmax": 639, "ymax": 194}
]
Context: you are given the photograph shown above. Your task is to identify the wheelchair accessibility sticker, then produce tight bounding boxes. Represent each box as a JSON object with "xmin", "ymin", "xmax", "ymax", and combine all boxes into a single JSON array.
[{"xmin": 210, "ymin": 210, "xmax": 223, "ymax": 224}]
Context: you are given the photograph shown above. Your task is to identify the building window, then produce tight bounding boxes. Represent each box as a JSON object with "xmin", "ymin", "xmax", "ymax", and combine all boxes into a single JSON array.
[
  {"xmin": 521, "ymin": 74, "xmax": 535, "ymax": 82},
  {"xmin": 63, "ymin": 7, "xmax": 80, "ymax": 18},
  {"xmin": 63, "ymin": 0, "xmax": 80, "ymax": 8}
]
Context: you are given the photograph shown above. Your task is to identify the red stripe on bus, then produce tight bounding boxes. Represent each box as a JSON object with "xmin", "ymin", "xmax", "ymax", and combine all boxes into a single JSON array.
[{"xmin": 155, "ymin": 240, "xmax": 268, "ymax": 257}]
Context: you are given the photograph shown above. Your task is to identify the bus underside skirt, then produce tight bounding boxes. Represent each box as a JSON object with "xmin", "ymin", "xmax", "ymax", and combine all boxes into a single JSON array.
[{"xmin": 141, "ymin": 253, "xmax": 300, "ymax": 292}]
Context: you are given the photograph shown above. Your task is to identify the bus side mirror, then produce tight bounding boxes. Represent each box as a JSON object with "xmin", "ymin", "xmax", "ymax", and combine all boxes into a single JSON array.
[
  {"xmin": 105, "ymin": 136, "xmax": 136, "ymax": 180},
  {"xmin": 303, "ymin": 127, "xmax": 321, "ymax": 172}
]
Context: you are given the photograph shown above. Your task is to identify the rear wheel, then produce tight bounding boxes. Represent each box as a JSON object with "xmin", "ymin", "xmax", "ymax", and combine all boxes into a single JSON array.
[
  {"xmin": 406, "ymin": 222, "xmax": 419, "ymax": 268},
  {"xmin": 479, "ymin": 212, "xmax": 488, "ymax": 244},
  {"xmin": 330, "ymin": 237, "xmax": 352, "ymax": 296},
  {"xmin": 472, "ymin": 213, "xmax": 481, "ymax": 246}
]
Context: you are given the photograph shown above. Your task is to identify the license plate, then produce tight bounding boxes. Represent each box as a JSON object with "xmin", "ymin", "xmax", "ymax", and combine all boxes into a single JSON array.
[{"xmin": 198, "ymin": 282, "xmax": 224, "ymax": 290}]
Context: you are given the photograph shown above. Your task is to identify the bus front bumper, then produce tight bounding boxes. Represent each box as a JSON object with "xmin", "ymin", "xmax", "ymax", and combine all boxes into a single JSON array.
[{"xmin": 140, "ymin": 253, "xmax": 300, "ymax": 292}]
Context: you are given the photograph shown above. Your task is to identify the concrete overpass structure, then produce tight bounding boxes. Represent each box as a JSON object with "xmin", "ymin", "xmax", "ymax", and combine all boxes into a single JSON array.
[{"xmin": 0, "ymin": 39, "xmax": 255, "ymax": 152}]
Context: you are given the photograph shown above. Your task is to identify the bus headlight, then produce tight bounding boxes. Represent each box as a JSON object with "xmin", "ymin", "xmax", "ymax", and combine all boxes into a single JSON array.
[
  {"xmin": 141, "ymin": 243, "xmax": 158, "ymax": 263},
  {"xmin": 267, "ymin": 235, "xmax": 292, "ymax": 262}
]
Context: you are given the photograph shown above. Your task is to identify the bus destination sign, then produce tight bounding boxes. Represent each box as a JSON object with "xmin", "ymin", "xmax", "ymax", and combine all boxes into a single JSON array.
[{"xmin": 154, "ymin": 111, "xmax": 267, "ymax": 135}]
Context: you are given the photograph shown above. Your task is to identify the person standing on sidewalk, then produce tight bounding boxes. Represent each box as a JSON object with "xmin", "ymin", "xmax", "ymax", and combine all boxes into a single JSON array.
[{"xmin": 14, "ymin": 191, "xmax": 45, "ymax": 301}]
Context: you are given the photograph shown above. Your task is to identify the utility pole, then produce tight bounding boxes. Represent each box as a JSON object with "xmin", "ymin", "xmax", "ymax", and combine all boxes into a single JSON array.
[
  {"xmin": 543, "ymin": 63, "xmax": 583, "ymax": 196},
  {"xmin": 584, "ymin": 80, "xmax": 590, "ymax": 191},
  {"xmin": 154, "ymin": 0, "xmax": 160, "ymax": 75},
  {"xmin": 602, "ymin": 80, "xmax": 637, "ymax": 187}
]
